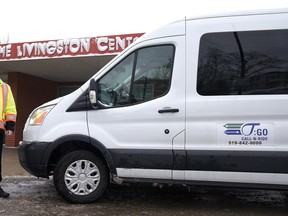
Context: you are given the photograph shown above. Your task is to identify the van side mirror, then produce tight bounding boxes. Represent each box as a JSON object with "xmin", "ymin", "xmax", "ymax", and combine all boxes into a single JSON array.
[{"xmin": 89, "ymin": 79, "xmax": 98, "ymax": 108}]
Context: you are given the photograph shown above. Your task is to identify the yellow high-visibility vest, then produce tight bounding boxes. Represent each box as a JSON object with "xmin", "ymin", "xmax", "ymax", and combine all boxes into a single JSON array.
[{"xmin": 0, "ymin": 79, "xmax": 17, "ymax": 130}]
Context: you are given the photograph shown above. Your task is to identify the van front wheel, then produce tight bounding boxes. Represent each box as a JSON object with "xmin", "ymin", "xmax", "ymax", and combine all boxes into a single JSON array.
[{"xmin": 53, "ymin": 150, "xmax": 108, "ymax": 204}]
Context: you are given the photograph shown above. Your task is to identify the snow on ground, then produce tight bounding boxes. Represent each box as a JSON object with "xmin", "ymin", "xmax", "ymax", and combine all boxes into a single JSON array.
[{"xmin": 0, "ymin": 176, "xmax": 287, "ymax": 216}]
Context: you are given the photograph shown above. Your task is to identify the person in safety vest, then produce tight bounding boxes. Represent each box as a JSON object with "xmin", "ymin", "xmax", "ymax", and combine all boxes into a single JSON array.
[{"xmin": 0, "ymin": 79, "xmax": 16, "ymax": 198}]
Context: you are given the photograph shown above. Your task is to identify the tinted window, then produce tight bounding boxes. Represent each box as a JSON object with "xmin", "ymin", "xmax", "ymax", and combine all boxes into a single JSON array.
[
  {"xmin": 197, "ymin": 30, "xmax": 288, "ymax": 95},
  {"xmin": 98, "ymin": 45, "xmax": 174, "ymax": 107}
]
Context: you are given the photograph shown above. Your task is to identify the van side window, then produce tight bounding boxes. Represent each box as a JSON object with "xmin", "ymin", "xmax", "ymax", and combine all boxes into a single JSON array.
[
  {"xmin": 197, "ymin": 29, "xmax": 288, "ymax": 95},
  {"xmin": 98, "ymin": 45, "xmax": 174, "ymax": 107}
]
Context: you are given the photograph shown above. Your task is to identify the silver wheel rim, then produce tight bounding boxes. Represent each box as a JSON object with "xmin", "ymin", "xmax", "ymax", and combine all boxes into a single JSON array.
[{"xmin": 64, "ymin": 159, "xmax": 100, "ymax": 195}]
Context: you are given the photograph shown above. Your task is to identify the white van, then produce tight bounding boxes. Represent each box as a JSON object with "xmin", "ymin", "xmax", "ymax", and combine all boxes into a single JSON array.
[{"xmin": 19, "ymin": 8, "xmax": 288, "ymax": 203}]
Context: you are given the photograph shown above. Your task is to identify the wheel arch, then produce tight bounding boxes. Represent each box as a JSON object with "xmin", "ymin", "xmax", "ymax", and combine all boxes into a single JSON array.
[{"xmin": 43, "ymin": 134, "xmax": 117, "ymax": 176}]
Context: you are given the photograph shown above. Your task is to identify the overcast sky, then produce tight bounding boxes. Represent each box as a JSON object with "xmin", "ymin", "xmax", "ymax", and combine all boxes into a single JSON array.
[{"xmin": 2, "ymin": 0, "xmax": 288, "ymax": 43}]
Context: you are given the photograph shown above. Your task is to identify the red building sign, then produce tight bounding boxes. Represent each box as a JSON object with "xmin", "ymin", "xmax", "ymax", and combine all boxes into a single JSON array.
[{"xmin": 0, "ymin": 33, "xmax": 144, "ymax": 60}]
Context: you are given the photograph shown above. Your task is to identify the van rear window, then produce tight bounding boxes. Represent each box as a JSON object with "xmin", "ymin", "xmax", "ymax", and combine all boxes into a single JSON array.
[{"xmin": 197, "ymin": 29, "xmax": 288, "ymax": 95}]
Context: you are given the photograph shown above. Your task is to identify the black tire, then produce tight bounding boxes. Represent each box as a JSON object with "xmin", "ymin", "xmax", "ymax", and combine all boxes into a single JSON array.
[{"xmin": 53, "ymin": 150, "xmax": 108, "ymax": 204}]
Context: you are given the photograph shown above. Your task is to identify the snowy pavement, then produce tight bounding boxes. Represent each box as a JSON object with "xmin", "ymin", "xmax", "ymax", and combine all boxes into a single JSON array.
[
  {"xmin": 1, "ymin": 148, "xmax": 288, "ymax": 215},
  {"xmin": 0, "ymin": 176, "xmax": 288, "ymax": 216}
]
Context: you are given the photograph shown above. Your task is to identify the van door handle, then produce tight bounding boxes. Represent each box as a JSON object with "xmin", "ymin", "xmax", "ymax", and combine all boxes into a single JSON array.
[{"xmin": 158, "ymin": 108, "xmax": 179, "ymax": 113}]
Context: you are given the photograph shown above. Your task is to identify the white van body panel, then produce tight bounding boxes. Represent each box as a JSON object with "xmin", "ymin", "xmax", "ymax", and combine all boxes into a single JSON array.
[
  {"xmin": 22, "ymin": 96, "xmax": 64, "ymax": 141},
  {"xmin": 23, "ymin": 87, "xmax": 89, "ymax": 142},
  {"xmin": 185, "ymin": 171, "xmax": 288, "ymax": 185},
  {"xmin": 186, "ymin": 12, "xmax": 288, "ymax": 148},
  {"xmin": 185, "ymin": 11, "xmax": 288, "ymax": 184},
  {"xmin": 87, "ymin": 37, "xmax": 185, "ymax": 149},
  {"xmin": 87, "ymin": 36, "xmax": 186, "ymax": 180},
  {"xmin": 19, "ymin": 8, "xmax": 288, "ymax": 191}
]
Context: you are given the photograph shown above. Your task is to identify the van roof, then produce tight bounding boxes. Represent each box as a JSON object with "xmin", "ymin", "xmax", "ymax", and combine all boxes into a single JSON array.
[
  {"xmin": 139, "ymin": 8, "xmax": 288, "ymax": 42},
  {"xmin": 185, "ymin": 7, "xmax": 288, "ymax": 21}
]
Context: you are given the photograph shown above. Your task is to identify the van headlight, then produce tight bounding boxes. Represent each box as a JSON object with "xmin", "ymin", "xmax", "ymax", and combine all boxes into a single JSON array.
[{"xmin": 29, "ymin": 105, "xmax": 55, "ymax": 125}]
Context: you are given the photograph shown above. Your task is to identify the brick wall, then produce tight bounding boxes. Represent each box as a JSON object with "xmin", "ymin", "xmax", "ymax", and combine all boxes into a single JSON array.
[{"xmin": 6, "ymin": 72, "xmax": 58, "ymax": 147}]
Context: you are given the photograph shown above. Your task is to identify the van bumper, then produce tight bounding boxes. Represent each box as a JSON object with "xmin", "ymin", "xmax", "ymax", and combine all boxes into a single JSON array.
[{"xmin": 18, "ymin": 141, "xmax": 51, "ymax": 178}]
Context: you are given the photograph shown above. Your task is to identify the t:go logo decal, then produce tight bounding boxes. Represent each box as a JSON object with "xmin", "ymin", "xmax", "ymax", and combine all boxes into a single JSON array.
[{"xmin": 224, "ymin": 123, "xmax": 268, "ymax": 136}]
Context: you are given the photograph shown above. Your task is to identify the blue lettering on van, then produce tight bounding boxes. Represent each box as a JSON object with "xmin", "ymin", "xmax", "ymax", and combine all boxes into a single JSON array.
[
  {"xmin": 241, "ymin": 123, "xmax": 260, "ymax": 136},
  {"xmin": 224, "ymin": 123, "xmax": 267, "ymax": 136}
]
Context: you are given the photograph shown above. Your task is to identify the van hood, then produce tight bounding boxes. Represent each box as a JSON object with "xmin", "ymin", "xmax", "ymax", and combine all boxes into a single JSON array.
[{"xmin": 41, "ymin": 97, "xmax": 63, "ymax": 107}]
